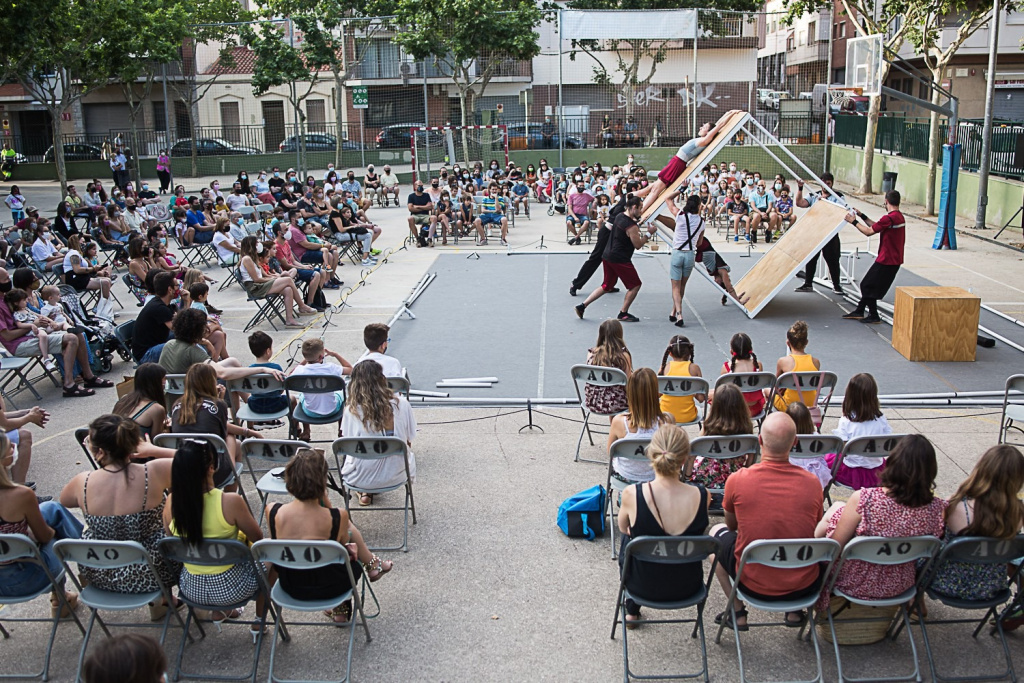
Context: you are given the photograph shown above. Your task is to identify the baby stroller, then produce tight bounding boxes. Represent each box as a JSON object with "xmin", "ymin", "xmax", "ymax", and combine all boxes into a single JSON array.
[
  {"xmin": 57, "ymin": 285, "xmax": 132, "ymax": 373},
  {"xmin": 547, "ymin": 196, "xmax": 566, "ymax": 216}
]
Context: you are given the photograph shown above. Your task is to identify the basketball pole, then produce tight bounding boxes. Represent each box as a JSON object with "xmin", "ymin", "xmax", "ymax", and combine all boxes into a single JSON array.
[{"xmin": 975, "ymin": 0, "xmax": 1000, "ymax": 230}]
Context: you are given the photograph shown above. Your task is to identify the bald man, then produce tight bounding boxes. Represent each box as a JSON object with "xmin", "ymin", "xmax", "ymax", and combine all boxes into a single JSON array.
[{"xmin": 710, "ymin": 412, "xmax": 824, "ymax": 630}]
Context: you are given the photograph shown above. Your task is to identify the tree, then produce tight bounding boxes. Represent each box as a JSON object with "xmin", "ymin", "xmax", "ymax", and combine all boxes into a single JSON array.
[
  {"xmin": 388, "ymin": 0, "xmax": 543, "ymax": 166},
  {"xmin": 906, "ymin": 2, "xmax": 1014, "ymax": 214}
]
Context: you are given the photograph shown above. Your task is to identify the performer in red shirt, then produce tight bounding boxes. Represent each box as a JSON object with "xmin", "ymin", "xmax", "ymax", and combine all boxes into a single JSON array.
[{"xmin": 842, "ymin": 190, "xmax": 906, "ymax": 324}]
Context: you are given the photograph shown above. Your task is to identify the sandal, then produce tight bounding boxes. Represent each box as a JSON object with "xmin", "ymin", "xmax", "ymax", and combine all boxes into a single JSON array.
[
  {"xmin": 51, "ymin": 591, "xmax": 79, "ymax": 619},
  {"xmin": 715, "ymin": 608, "xmax": 749, "ymax": 632},
  {"xmin": 323, "ymin": 601, "xmax": 352, "ymax": 624},
  {"xmin": 625, "ymin": 613, "xmax": 641, "ymax": 630},
  {"xmin": 63, "ymin": 385, "xmax": 95, "ymax": 398},
  {"xmin": 84, "ymin": 376, "xmax": 114, "ymax": 388},
  {"xmin": 359, "ymin": 493, "xmax": 373, "ymax": 506},
  {"xmin": 784, "ymin": 610, "xmax": 807, "ymax": 628},
  {"xmin": 363, "ymin": 554, "xmax": 393, "ymax": 582},
  {"xmin": 284, "ymin": 321, "xmax": 305, "ymax": 328}
]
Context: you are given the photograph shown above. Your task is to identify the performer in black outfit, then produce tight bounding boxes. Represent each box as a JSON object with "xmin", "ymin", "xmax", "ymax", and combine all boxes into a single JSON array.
[
  {"xmin": 793, "ymin": 172, "xmax": 845, "ymax": 294},
  {"xmin": 568, "ymin": 180, "xmax": 637, "ymax": 296}
]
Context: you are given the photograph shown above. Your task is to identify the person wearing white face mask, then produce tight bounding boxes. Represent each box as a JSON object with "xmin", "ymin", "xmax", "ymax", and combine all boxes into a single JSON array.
[{"xmin": 324, "ymin": 163, "xmax": 336, "ymax": 180}]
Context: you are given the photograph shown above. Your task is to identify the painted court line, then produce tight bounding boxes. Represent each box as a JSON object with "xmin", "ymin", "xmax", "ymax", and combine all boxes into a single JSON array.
[{"xmin": 537, "ymin": 256, "xmax": 549, "ymax": 398}]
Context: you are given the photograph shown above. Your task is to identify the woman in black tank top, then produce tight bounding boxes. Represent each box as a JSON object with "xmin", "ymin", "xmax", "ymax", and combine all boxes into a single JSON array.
[{"xmin": 617, "ymin": 425, "xmax": 711, "ymax": 626}]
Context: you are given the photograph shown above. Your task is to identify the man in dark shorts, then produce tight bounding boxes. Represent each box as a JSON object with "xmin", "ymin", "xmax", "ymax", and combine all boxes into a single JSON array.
[
  {"xmin": 841, "ymin": 190, "xmax": 905, "ymax": 325},
  {"xmin": 710, "ymin": 412, "xmax": 824, "ymax": 630},
  {"xmin": 574, "ymin": 195, "xmax": 654, "ymax": 323},
  {"xmin": 568, "ymin": 181, "xmax": 637, "ymax": 296},
  {"xmin": 794, "ymin": 172, "xmax": 846, "ymax": 294}
]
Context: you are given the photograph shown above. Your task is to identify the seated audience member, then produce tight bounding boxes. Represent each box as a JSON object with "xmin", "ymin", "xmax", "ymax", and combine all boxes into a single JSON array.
[
  {"xmin": 786, "ymin": 402, "xmax": 831, "ymax": 488},
  {"xmin": 63, "ymin": 235, "xmax": 114, "ymax": 316},
  {"xmin": 608, "ymin": 368, "xmax": 675, "ymax": 485},
  {"xmin": 245, "ymin": 331, "xmax": 296, "ymax": 428},
  {"xmin": 711, "ymin": 412, "xmax": 823, "ymax": 630},
  {"xmin": 658, "ymin": 335, "xmax": 704, "ymax": 425},
  {"xmin": 289, "ymin": 338, "xmax": 352, "ymax": 440},
  {"xmin": 266, "ymin": 231, "xmax": 330, "ymax": 311},
  {"xmin": 0, "ymin": 397, "xmax": 47, "ymax": 486},
  {"xmin": 5, "ymin": 289, "xmax": 59, "ymax": 371},
  {"xmin": 82, "ymin": 634, "xmax": 166, "ymax": 683},
  {"xmin": 826, "ymin": 373, "xmax": 890, "ymax": 490},
  {"xmin": 725, "ymin": 190, "xmax": 750, "ymax": 242},
  {"xmin": 565, "ymin": 181, "xmax": 593, "ymax": 245},
  {"xmin": 164, "ymin": 440, "xmax": 267, "ymax": 629},
  {"xmin": 0, "ymin": 432, "xmax": 84, "ymax": 614},
  {"xmin": 771, "ymin": 321, "xmax": 822, "ymax": 420},
  {"xmin": 815, "ymin": 434, "xmax": 946, "ymax": 612},
  {"xmin": 29, "ymin": 223, "xmax": 65, "ymax": 272},
  {"xmin": 238, "ymin": 235, "xmax": 316, "ymax": 328},
  {"xmin": 354, "ymin": 322, "xmax": 403, "ymax": 377},
  {"xmin": 927, "ymin": 444, "xmax": 1024, "ymax": 603},
  {"xmin": 112, "ymin": 363, "xmax": 168, "ymax": 441},
  {"xmin": 473, "ymin": 184, "xmax": 509, "ymax": 247},
  {"xmin": 60, "ymin": 415, "xmax": 179, "ymax": 615},
  {"xmin": 722, "ymin": 333, "xmax": 765, "ymax": 417},
  {"xmin": 771, "ymin": 185, "xmax": 794, "ymax": 231},
  {"xmin": 406, "ymin": 182, "xmax": 437, "ymax": 247},
  {"xmin": 689, "ymin": 384, "xmax": 754, "ymax": 490},
  {"xmin": 132, "ymin": 272, "xmax": 177, "ymax": 363},
  {"xmin": 747, "ymin": 179, "xmax": 773, "ymax": 244},
  {"xmin": 267, "ymin": 448, "xmax": 392, "ymax": 623},
  {"xmin": 284, "ymin": 210, "xmax": 340, "ymax": 282},
  {"xmin": 212, "ymin": 217, "xmax": 241, "ymax": 266},
  {"xmin": 584, "ymin": 319, "xmax": 633, "ymax": 417},
  {"xmin": 617, "ymin": 424, "xmax": 709, "ymax": 627},
  {"xmin": 340, "ymin": 360, "xmax": 416, "ymax": 506},
  {"xmin": 379, "ymin": 166, "xmax": 400, "ymax": 206},
  {"xmin": 158, "ymin": 308, "xmax": 223, "ymax": 373},
  {"xmin": 363, "ymin": 165, "xmax": 382, "ymax": 206}
]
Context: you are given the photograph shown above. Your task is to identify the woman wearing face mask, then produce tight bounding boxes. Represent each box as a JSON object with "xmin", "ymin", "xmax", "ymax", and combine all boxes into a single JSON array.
[
  {"xmin": 748, "ymin": 180, "xmax": 772, "ymax": 244},
  {"xmin": 252, "ymin": 170, "xmax": 271, "ymax": 200},
  {"xmin": 156, "ymin": 149, "xmax": 171, "ymax": 194},
  {"xmin": 324, "ymin": 170, "xmax": 339, "ymax": 194},
  {"xmin": 486, "ymin": 159, "xmax": 501, "ymax": 179},
  {"xmin": 236, "ymin": 170, "xmax": 251, "ymax": 196}
]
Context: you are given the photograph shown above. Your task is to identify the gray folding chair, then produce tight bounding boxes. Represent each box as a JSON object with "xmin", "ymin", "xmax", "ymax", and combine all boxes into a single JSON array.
[
  {"xmin": 821, "ymin": 536, "xmax": 942, "ymax": 683},
  {"xmin": 713, "ymin": 372, "xmax": 777, "ymax": 425},
  {"xmin": 788, "ymin": 435, "xmax": 846, "ymax": 506},
  {"xmin": 286, "ymin": 374, "xmax": 347, "ymax": 442},
  {"xmin": 157, "ymin": 538, "xmax": 278, "ymax": 683},
  {"xmin": 227, "ymin": 373, "xmax": 291, "ymax": 427},
  {"xmin": 831, "ymin": 434, "xmax": 909, "ymax": 495},
  {"xmin": 331, "ymin": 436, "xmax": 417, "ymax": 552},
  {"xmin": 716, "ymin": 538, "xmax": 841, "ymax": 683},
  {"xmin": 239, "ymin": 269, "xmax": 287, "ymax": 333},
  {"xmin": 53, "ymin": 539, "xmax": 191, "ymax": 681},
  {"xmin": 238, "ymin": 438, "xmax": 311, "ymax": 524},
  {"xmin": 689, "ymin": 435, "xmax": 759, "ymax": 514},
  {"xmin": 657, "ymin": 375, "xmax": 710, "ymax": 428},
  {"xmin": 163, "ymin": 373, "xmax": 186, "ymax": 409},
  {"xmin": 769, "ymin": 371, "xmax": 840, "ymax": 425},
  {"xmin": 153, "ymin": 432, "xmax": 244, "ymax": 496},
  {"xmin": 251, "ymin": 540, "xmax": 372, "ymax": 683},
  {"xmin": 74, "ymin": 427, "xmax": 100, "ymax": 470},
  {"xmin": 612, "ymin": 536, "xmax": 719, "ymax": 683},
  {"xmin": 914, "ymin": 535, "xmax": 1024, "ymax": 683},
  {"xmin": 570, "ymin": 364, "xmax": 629, "ymax": 464},
  {"xmin": 385, "ymin": 375, "xmax": 411, "ymax": 398},
  {"xmin": 0, "ymin": 534, "xmax": 85, "ymax": 681},
  {"xmin": 238, "ymin": 205, "xmax": 256, "ymax": 221},
  {"xmin": 605, "ymin": 437, "xmax": 652, "ymax": 559},
  {"xmin": 999, "ymin": 374, "xmax": 1024, "ymax": 446},
  {"xmin": 217, "ymin": 257, "xmax": 240, "ymax": 291}
]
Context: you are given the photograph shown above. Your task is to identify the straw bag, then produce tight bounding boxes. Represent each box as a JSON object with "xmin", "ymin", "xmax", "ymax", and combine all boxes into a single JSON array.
[{"xmin": 815, "ymin": 595, "xmax": 900, "ymax": 645}]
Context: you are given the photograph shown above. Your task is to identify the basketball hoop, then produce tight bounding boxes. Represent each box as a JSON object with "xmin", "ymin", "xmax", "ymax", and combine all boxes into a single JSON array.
[
  {"xmin": 846, "ymin": 34, "xmax": 884, "ymax": 97},
  {"xmin": 828, "ymin": 86, "xmax": 863, "ymax": 112}
]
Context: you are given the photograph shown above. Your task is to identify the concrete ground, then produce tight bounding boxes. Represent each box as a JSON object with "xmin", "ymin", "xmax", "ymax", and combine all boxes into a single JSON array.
[{"xmin": 1, "ymin": 179, "xmax": 1023, "ymax": 682}]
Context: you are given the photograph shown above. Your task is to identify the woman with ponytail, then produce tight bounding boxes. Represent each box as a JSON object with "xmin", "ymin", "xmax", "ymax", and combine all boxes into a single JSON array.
[
  {"xmin": 658, "ymin": 335, "xmax": 705, "ymax": 425},
  {"xmin": 617, "ymin": 424, "xmax": 711, "ymax": 627},
  {"xmin": 771, "ymin": 320, "xmax": 822, "ymax": 422},
  {"xmin": 721, "ymin": 332, "xmax": 764, "ymax": 417}
]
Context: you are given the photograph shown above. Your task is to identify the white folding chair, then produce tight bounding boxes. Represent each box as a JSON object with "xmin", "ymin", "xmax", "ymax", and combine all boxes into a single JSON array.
[
  {"xmin": 612, "ymin": 536, "xmax": 719, "ymax": 683},
  {"xmin": 226, "ymin": 373, "xmax": 290, "ymax": 428},
  {"xmin": 238, "ymin": 438, "xmax": 310, "ymax": 524},
  {"xmin": 913, "ymin": 535, "xmax": 1024, "ymax": 683},
  {"xmin": 331, "ymin": 436, "xmax": 417, "ymax": 553},
  {"xmin": 769, "ymin": 371, "xmax": 839, "ymax": 426},
  {"xmin": 999, "ymin": 374, "xmax": 1024, "ymax": 447},
  {"xmin": 164, "ymin": 373, "xmax": 185, "ymax": 405},
  {"xmin": 0, "ymin": 534, "xmax": 85, "ymax": 681},
  {"xmin": 286, "ymin": 374, "xmax": 347, "ymax": 442},
  {"xmin": 153, "ymin": 432, "xmax": 244, "ymax": 496},
  {"xmin": 717, "ymin": 538, "xmax": 842, "ymax": 683},
  {"xmin": 570, "ymin": 364, "xmax": 629, "ymax": 464},
  {"xmin": 657, "ymin": 375, "xmax": 710, "ymax": 428},
  {"xmin": 605, "ymin": 437, "xmax": 652, "ymax": 560},
  {"xmin": 251, "ymin": 540, "xmax": 372, "ymax": 683},
  {"xmin": 821, "ymin": 536, "xmax": 942, "ymax": 683},
  {"xmin": 238, "ymin": 205, "xmax": 256, "ymax": 221},
  {"xmin": 385, "ymin": 375, "xmax": 411, "ymax": 398},
  {"xmin": 54, "ymin": 539, "xmax": 191, "ymax": 681},
  {"xmin": 830, "ymin": 434, "xmax": 909, "ymax": 496},
  {"xmin": 689, "ymin": 435, "xmax": 759, "ymax": 513},
  {"xmin": 244, "ymin": 222, "xmax": 264, "ymax": 237},
  {"xmin": 788, "ymin": 435, "xmax": 846, "ymax": 506},
  {"xmin": 714, "ymin": 373, "xmax": 777, "ymax": 425}
]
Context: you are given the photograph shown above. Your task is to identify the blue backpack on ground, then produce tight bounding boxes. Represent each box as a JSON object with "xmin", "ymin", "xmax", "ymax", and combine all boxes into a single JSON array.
[{"xmin": 557, "ymin": 485, "xmax": 606, "ymax": 540}]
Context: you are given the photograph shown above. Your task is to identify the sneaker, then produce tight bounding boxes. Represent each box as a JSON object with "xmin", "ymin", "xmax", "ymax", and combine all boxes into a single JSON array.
[
  {"xmin": 370, "ymin": 249, "xmax": 382, "ymax": 256},
  {"xmin": 500, "ymin": 239, "xmax": 508, "ymax": 247},
  {"xmin": 617, "ymin": 311, "xmax": 640, "ymax": 323},
  {"xmin": 842, "ymin": 310, "xmax": 866, "ymax": 320},
  {"xmin": 476, "ymin": 239, "xmax": 488, "ymax": 246},
  {"xmin": 569, "ymin": 285, "xmax": 578, "ymax": 297},
  {"xmin": 36, "ymin": 495, "xmax": 52, "ymax": 504},
  {"xmin": 43, "ymin": 359, "xmax": 58, "ymax": 371},
  {"xmin": 860, "ymin": 314, "xmax": 882, "ymax": 324},
  {"xmin": 734, "ymin": 235, "xmax": 739, "ymax": 242},
  {"xmin": 574, "ymin": 303, "xmax": 585, "ymax": 319},
  {"xmin": 361, "ymin": 258, "xmax": 374, "ymax": 266},
  {"xmin": 794, "ymin": 285, "xmax": 814, "ymax": 293},
  {"xmin": 833, "ymin": 286, "xmax": 845, "ymax": 294}
]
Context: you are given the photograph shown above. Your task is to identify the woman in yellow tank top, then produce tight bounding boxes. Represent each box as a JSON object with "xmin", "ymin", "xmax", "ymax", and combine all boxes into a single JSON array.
[
  {"xmin": 771, "ymin": 320, "xmax": 821, "ymax": 412},
  {"xmin": 658, "ymin": 335, "xmax": 705, "ymax": 424}
]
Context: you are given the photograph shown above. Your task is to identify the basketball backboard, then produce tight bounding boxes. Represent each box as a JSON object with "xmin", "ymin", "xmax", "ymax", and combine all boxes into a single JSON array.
[{"xmin": 846, "ymin": 34, "xmax": 884, "ymax": 97}]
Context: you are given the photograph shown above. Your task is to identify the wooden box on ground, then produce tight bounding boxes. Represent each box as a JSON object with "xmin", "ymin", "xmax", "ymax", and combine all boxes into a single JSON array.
[{"xmin": 892, "ymin": 286, "xmax": 980, "ymax": 362}]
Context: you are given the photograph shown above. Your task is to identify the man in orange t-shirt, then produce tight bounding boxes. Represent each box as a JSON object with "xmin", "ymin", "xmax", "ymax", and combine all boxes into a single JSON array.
[{"xmin": 711, "ymin": 412, "xmax": 824, "ymax": 629}]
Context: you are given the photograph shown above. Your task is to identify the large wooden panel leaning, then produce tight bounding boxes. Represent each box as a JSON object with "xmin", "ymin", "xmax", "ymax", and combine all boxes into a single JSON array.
[
  {"xmin": 732, "ymin": 199, "xmax": 851, "ymax": 316},
  {"xmin": 891, "ymin": 286, "xmax": 980, "ymax": 362}
]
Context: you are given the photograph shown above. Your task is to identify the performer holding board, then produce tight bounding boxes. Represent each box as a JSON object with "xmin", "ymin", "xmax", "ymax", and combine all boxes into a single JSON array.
[{"xmin": 842, "ymin": 190, "xmax": 905, "ymax": 325}]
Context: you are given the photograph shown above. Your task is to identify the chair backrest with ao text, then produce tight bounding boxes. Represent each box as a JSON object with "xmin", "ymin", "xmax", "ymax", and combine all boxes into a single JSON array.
[
  {"xmin": 153, "ymin": 432, "xmax": 230, "ymax": 460},
  {"xmin": 657, "ymin": 375, "xmax": 710, "ymax": 425},
  {"xmin": 241, "ymin": 438, "xmax": 309, "ymax": 465},
  {"xmin": 739, "ymin": 538, "xmax": 840, "ymax": 571},
  {"xmin": 0, "ymin": 533, "xmax": 49, "ymax": 566},
  {"xmin": 841, "ymin": 434, "xmax": 908, "ymax": 460},
  {"xmin": 158, "ymin": 537, "xmax": 255, "ymax": 569},
  {"xmin": 252, "ymin": 539, "xmax": 353, "ymax": 572},
  {"xmin": 620, "ymin": 536, "xmax": 719, "ymax": 572},
  {"xmin": 285, "ymin": 373, "xmax": 347, "ymax": 397},
  {"xmin": 837, "ymin": 536, "xmax": 941, "ymax": 568},
  {"xmin": 931, "ymin": 534, "xmax": 1024, "ymax": 568},
  {"xmin": 714, "ymin": 372, "xmax": 777, "ymax": 395},
  {"xmin": 332, "ymin": 436, "xmax": 408, "ymax": 466},
  {"xmin": 571, "ymin": 363, "xmax": 629, "ymax": 415},
  {"xmin": 689, "ymin": 435, "xmax": 759, "ymax": 463},
  {"xmin": 227, "ymin": 372, "xmax": 287, "ymax": 397},
  {"xmin": 773, "ymin": 371, "xmax": 838, "ymax": 407},
  {"xmin": 790, "ymin": 435, "xmax": 845, "ymax": 459},
  {"xmin": 608, "ymin": 437, "xmax": 652, "ymax": 466},
  {"xmin": 54, "ymin": 539, "xmax": 154, "ymax": 573},
  {"xmin": 164, "ymin": 374, "xmax": 186, "ymax": 396}
]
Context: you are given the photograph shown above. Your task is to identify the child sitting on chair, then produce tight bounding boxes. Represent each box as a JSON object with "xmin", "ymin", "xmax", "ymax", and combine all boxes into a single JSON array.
[
  {"xmin": 38, "ymin": 286, "xmax": 71, "ymax": 333},
  {"xmin": 246, "ymin": 331, "xmax": 298, "ymax": 433},
  {"xmin": 4, "ymin": 288, "xmax": 60, "ymax": 371},
  {"xmin": 288, "ymin": 338, "xmax": 353, "ymax": 440}
]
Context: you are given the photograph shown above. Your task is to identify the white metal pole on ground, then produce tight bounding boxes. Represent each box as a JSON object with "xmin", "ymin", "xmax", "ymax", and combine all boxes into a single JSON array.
[{"xmin": 975, "ymin": 0, "xmax": 1000, "ymax": 229}]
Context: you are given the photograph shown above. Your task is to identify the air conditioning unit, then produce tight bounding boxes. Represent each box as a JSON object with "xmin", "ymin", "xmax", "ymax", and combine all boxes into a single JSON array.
[{"xmin": 399, "ymin": 61, "xmax": 417, "ymax": 77}]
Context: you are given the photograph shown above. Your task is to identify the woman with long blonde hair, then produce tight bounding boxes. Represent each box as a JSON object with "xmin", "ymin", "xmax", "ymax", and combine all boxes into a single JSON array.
[
  {"xmin": 607, "ymin": 368, "xmax": 674, "ymax": 484},
  {"xmin": 340, "ymin": 360, "xmax": 417, "ymax": 506},
  {"xmin": 584, "ymin": 319, "xmax": 633, "ymax": 417}
]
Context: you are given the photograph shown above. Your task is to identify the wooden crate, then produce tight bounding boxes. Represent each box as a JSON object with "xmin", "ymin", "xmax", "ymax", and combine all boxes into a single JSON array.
[{"xmin": 892, "ymin": 286, "xmax": 980, "ymax": 362}]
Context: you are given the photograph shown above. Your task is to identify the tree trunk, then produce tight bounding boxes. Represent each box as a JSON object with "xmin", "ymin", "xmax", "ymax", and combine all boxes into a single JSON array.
[
  {"xmin": 924, "ymin": 65, "xmax": 943, "ymax": 215},
  {"xmin": 859, "ymin": 94, "xmax": 881, "ymax": 194},
  {"xmin": 297, "ymin": 110, "xmax": 308, "ymax": 177},
  {"xmin": 50, "ymin": 106, "xmax": 69, "ymax": 197},
  {"xmin": 459, "ymin": 89, "xmax": 471, "ymax": 167},
  {"xmin": 333, "ymin": 69, "xmax": 345, "ymax": 169}
]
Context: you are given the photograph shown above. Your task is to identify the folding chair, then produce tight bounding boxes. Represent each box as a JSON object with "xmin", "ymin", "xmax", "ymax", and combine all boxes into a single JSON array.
[
  {"xmin": 251, "ymin": 540, "xmax": 372, "ymax": 683},
  {"xmin": 999, "ymin": 374, "xmax": 1024, "ymax": 446},
  {"xmin": 74, "ymin": 426, "xmax": 100, "ymax": 469},
  {"xmin": 157, "ymin": 538, "xmax": 275, "ymax": 683},
  {"xmin": 332, "ymin": 436, "xmax": 417, "ymax": 552},
  {"xmin": 122, "ymin": 273, "xmax": 146, "ymax": 306},
  {"xmin": 830, "ymin": 434, "xmax": 909, "ymax": 496},
  {"xmin": 689, "ymin": 435, "xmax": 759, "ymax": 514},
  {"xmin": 53, "ymin": 539, "xmax": 192, "ymax": 681},
  {"xmin": 713, "ymin": 373, "xmax": 777, "ymax": 425},
  {"xmin": 217, "ymin": 257, "xmax": 240, "ymax": 292},
  {"xmin": 385, "ymin": 375, "xmax": 410, "ymax": 398},
  {"xmin": 570, "ymin": 364, "xmax": 629, "ymax": 464},
  {"xmin": 153, "ymin": 432, "xmax": 245, "ymax": 496},
  {"xmin": 914, "ymin": 535, "xmax": 1024, "ymax": 683},
  {"xmin": 113, "ymin": 319, "xmax": 134, "ymax": 363},
  {"xmin": 657, "ymin": 375, "xmax": 710, "ymax": 428},
  {"xmin": 286, "ymin": 374, "xmax": 346, "ymax": 442},
  {"xmin": 612, "ymin": 536, "xmax": 720, "ymax": 683},
  {"xmin": 716, "ymin": 538, "xmax": 842, "ymax": 683},
  {"xmin": 239, "ymin": 438, "xmax": 311, "ymax": 524},
  {"xmin": 244, "ymin": 222, "xmax": 264, "ymax": 238},
  {"xmin": 238, "ymin": 206, "xmax": 256, "ymax": 222},
  {"xmin": 240, "ymin": 270, "xmax": 287, "ymax": 333},
  {"xmin": 0, "ymin": 348, "xmax": 61, "ymax": 406},
  {"xmin": 163, "ymin": 373, "xmax": 185, "ymax": 410},
  {"xmin": 0, "ymin": 534, "xmax": 86, "ymax": 681},
  {"xmin": 605, "ymin": 437, "xmax": 651, "ymax": 559},
  {"xmin": 788, "ymin": 435, "xmax": 845, "ymax": 506},
  {"xmin": 769, "ymin": 371, "xmax": 840, "ymax": 426},
  {"xmin": 821, "ymin": 536, "xmax": 942, "ymax": 683},
  {"xmin": 254, "ymin": 203, "xmax": 275, "ymax": 228},
  {"xmin": 226, "ymin": 373, "xmax": 290, "ymax": 428}
]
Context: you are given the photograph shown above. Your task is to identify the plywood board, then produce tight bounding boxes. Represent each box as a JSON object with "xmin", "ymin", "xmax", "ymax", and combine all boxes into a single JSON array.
[
  {"xmin": 892, "ymin": 286, "xmax": 980, "ymax": 362},
  {"xmin": 640, "ymin": 111, "xmax": 750, "ymax": 225},
  {"xmin": 733, "ymin": 199, "xmax": 851, "ymax": 318}
]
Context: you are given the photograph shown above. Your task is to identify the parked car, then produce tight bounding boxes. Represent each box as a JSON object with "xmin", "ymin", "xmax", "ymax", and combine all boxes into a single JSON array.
[
  {"xmin": 375, "ymin": 124, "xmax": 444, "ymax": 149},
  {"xmin": 756, "ymin": 88, "xmax": 774, "ymax": 108},
  {"xmin": 768, "ymin": 91, "xmax": 792, "ymax": 110},
  {"xmin": 169, "ymin": 138, "xmax": 260, "ymax": 157},
  {"xmin": 43, "ymin": 143, "xmax": 104, "ymax": 163},
  {"xmin": 278, "ymin": 133, "xmax": 365, "ymax": 153},
  {"xmin": 504, "ymin": 122, "xmax": 585, "ymax": 150}
]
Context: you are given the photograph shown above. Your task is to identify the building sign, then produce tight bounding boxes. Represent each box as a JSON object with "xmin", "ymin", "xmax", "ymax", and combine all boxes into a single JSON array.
[{"xmin": 352, "ymin": 86, "xmax": 368, "ymax": 109}]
